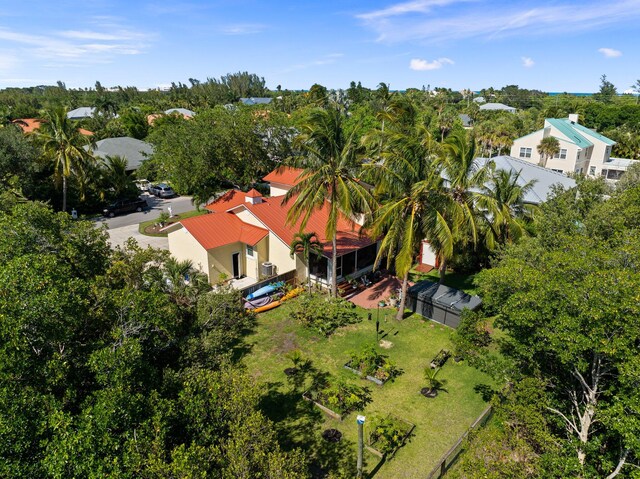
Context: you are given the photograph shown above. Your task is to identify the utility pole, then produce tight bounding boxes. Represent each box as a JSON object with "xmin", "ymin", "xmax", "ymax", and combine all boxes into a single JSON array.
[{"xmin": 357, "ymin": 415, "xmax": 366, "ymax": 478}]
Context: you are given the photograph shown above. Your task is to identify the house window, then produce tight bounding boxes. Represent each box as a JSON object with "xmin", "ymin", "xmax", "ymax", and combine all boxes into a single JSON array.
[
  {"xmin": 576, "ymin": 150, "xmax": 581, "ymax": 160},
  {"xmin": 519, "ymin": 147, "xmax": 532, "ymax": 158},
  {"xmin": 553, "ymin": 149, "xmax": 567, "ymax": 159},
  {"xmin": 589, "ymin": 166, "xmax": 596, "ymax": 175},
  {"xmin": 551, "ymin": 169, "xmax": 564, "ymax": 173},
  {"xmin": 309, "ymin": 254, "xmax": 328, "ymax": 280},
  {"xmin": 356, "ymin": 244, "xmax": 377, "ymax": 270},
  {"xmin": 246, "ymin": 245, "xmax": 254, "ymax": 257}
]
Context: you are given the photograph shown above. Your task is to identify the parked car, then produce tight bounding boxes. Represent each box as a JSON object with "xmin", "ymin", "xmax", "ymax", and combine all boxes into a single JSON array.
[
  {"xmin": 149, "ymin": 183, "xmax": 176, "ymax": 198},
  {"xmin": 103, "ymin": 197, "xmax": 148, "ymax": 217},
  {"xmin": 134, "ymin": 179, "xmax": 151, "ymax": 191}
]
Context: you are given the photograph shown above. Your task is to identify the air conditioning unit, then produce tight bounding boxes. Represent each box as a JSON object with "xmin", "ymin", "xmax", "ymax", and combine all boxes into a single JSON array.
[{"xmin": 261, "ymin": 262, "xmax": 274, "ymax": 277}]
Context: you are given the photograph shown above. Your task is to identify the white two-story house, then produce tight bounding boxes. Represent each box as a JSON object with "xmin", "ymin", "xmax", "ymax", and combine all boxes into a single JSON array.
[{"xmin": 510, "ymin": 114, "xmax": 616, "ymax": 177}]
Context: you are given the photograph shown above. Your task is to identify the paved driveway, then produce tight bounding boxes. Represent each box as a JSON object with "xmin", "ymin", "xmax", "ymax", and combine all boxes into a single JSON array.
[
  {"xmin": 97, "ymin": 195, "xmax": 194, "ymax": 250},
  {"xmin": 106, "ymin": 224, "xmax": 169, "ymax": 250}
]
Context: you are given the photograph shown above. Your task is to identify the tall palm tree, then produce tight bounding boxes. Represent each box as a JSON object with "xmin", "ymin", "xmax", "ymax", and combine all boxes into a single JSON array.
[
  {"xmin": 289, "ymin": 232, "xmax": 324, "ymax": 292},
  {"xmin": 364, "ymin": 118, "xmax": 444, "ymax": 319},
  {"xmin": 434, "ymin": 131, "xmax": 491, "ymax": 283},
  {"xmin": 537, "ymin": 136, "xmax": 560, "ymax": 168},
  {"xmin": 284, "ymin": 106, "xmax": 373, "ymax": 297},
  {"xmin": 35, "ymin": 107, "xmax": 93, "ymax": 211},
  {"xmin": 478, "ymin": 167, "xmax": 539, "ymax": 249}
]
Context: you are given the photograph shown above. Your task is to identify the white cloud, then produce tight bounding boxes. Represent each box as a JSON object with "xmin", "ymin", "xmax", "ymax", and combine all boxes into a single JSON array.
[
  {"xmin": 357, "ymin": 0, "xmax": 472, "ymax": 21},
  {"xmin": 522, "ymin": 56, "xmax": 534, "ymax": 67},
  {"xmin": 409, "ymin": 57, "xmax": 454, "ymax": 70},
  {"xmin": 220, "ymin": 24, "xmax": 267, "ymax": 35},
  {"xmin": 598, "ymin": 47, "xmax": 622, "ymax": 57},
  {"xmin": 357, "ymin": 0, "xmax": 640, "ymax": 43},
  {"xmin": 0, "ymin": 21, "xmax": 153, "ymax": 65}
]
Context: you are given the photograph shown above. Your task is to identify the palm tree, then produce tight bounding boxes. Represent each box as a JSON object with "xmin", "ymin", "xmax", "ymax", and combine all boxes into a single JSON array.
[
  {"xmin": 100, "ymin": 155, "xmax": 137, "ymax": 199},
  {"xmin": 289, "ymin": 232, "xmax": 324, "ymax": 292},
  {"xmin": 478, "ymin": 168, "xmax": 539, "ymax": 249},
  {"xmin": 364, "ymin": 112, "xmax": 444, "ymax": 320},
  {"xmin": 433, "ymin": 131, "xmax": 491, "ymax": 283},
  {"xmin": 35, "ymin": 106, "xmax": 93, "ymax": 211},
  {"xmin": 537, "ymin": 136, "xmax": 560, "ymax": 168},
  {"xmin": 284, "ymin": 106, "xmax": 374, "ymax": 297}
]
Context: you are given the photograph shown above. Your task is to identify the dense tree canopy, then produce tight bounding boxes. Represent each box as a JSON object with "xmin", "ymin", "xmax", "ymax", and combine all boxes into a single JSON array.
[{"xmin": 0, "ymin": 199, "xmax": 308, "ymax": 478}]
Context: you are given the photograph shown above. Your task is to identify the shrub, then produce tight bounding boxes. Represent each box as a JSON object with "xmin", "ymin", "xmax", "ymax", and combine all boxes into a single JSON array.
[
  {"xmin": 348, "ymin": 345, "xmax": 399, "ymax": 382},
  {"xmin": 368, "ymin": 415, "xmax": 412, "ymax": 455},
  {"xmin": 307, "ymin": 376, "xmax": 371, "ymax": 415},
  {"xmin": 289, "ymin": 292, "xmax": 359, "ymax": 335}
]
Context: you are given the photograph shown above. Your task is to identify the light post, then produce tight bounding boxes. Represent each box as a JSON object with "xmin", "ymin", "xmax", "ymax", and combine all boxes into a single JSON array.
[{"xmin": 357, "ymin": 415, "xmax": 366, "ymax": 478}]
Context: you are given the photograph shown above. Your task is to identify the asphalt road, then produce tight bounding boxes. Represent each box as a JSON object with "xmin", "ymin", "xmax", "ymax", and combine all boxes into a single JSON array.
[{"xmin": 96, "ymin": 194, "xmax": 196, "ymax": 229}]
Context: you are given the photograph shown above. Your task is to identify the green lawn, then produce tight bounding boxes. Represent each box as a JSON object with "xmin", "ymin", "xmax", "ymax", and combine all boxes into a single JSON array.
[
  {"xmin": 138, "ymin": 209, "xmax": 207, "ymax": 237},
  {"xmin": 409, "ymin": 269, "xmax": 479, "ymax": 296},
  {"xmin": 241, "ymin": 301, "xmax": 495, "ymax": 478}
]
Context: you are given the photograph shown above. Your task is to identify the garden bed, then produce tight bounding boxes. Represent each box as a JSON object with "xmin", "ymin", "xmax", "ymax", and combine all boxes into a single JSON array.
[
  {"xmin": 302, "ymin": 391, "xmax": 343, "ymax": 420},
  {"xmin": 366, "ymin": 415, "xmax": 415, "ymax": 459},
  {"xmin": 344, "ymin": 361, "xmax": 387, "ymax": 386}
]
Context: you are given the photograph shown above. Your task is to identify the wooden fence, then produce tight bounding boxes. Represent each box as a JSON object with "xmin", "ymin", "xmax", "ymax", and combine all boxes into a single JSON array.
[
  {"xmin": 239, "ymin": 269, "xmax": 297, "ymax": 298},
  {"xmin": 425, "ymin": 404, "xmax": 494, "ymax": 479}
]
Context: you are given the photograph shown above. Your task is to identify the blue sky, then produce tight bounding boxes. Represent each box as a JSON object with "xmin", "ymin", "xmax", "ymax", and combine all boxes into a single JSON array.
[{"xmin": 1, "ymin": 0, "xmax": 639, "ymax": 93}]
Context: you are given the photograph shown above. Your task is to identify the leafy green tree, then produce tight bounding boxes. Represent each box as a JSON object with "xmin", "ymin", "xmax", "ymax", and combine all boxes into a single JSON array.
[
  {"xmin": 99, "ymin": 154, "xmax": 138, "ymax": 199},
  {"xmin": 474, "ymin": 186, "xmax": 640, "ymax": 476},
  {"xmin": 284, "ymin": 106, "xmax": 373, "ymax": 296},
  {"xmin": 595, "ymin": 74, "xmax": 618, "ymax": 103},
  {"xmin": 0, "ymin": 125, "xmax": 40, "ymax": 198}
]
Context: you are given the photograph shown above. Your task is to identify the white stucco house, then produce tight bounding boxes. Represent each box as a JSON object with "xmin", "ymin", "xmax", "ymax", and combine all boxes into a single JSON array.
[{"xmin": 509, "ymin": 114, "xmax": 618, "ymax": 177}]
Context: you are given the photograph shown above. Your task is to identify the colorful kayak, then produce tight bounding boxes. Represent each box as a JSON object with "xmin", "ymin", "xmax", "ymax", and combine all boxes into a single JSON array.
[
  {"xmin": 281, "ymin": 287, "xmax": 304, "ymax": 302},
  {"xmin": 246, "ymin": 281, "xmax": 285, "ymax": 300},
  {"xmin": 253, "ymin": 300, "xmax": 282, "ymax": 313},
  {"xmin": 244, "ymin": 296, "xmax": 272, "ymax": 310}
]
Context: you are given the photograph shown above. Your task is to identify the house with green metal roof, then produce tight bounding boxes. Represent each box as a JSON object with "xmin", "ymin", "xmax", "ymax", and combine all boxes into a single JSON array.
[{"xmin": 509, "ymin": 114, "xmax": 616, "ymax": 177}]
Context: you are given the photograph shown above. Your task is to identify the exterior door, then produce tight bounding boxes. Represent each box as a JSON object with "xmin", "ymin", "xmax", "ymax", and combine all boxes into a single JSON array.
[{"xmin": 232, "ymin": 252, "xmax": 240, "ymax": 278}]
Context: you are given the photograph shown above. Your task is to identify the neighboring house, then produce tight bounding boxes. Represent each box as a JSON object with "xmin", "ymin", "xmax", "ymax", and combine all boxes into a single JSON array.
[
  {"xmin": 459, "ymin": 114, "xmax": 473, "ymax": 129},
  {"xmin": 262, "ymin": 166, "xmax": 304, "ymax": 196},
  {"xmin": 479, "ymin": 102, "xmax": 516, "ymax": 113},
  {"xmin": 86, "ymin": 137, "xmax": 154, "ymax": 171},
  {"xmin": 420, "ymin": 155, "xmax": 577, "ymax": 269},
  {"xmin": 168, "ymin": 168, "xmax": 378, "ymax": 288},
  {"xmin": 509, "ymin": 114, "xmax": 616, "ymax": 177},
  {"xmin": 164, "ymin": 108, "xmax": 195, "ymax": 117},
  {"xmin": 13, "ymin": 118, "xmax": 93, "ymax": 136},
  {"xmin": 147, "ymin": 108, "xmax": 195, "ymax": 125},
  {"xmin": 67, "ymin": 107, "xmax": 96, "ymax": 120},
  {"xmin": 473, "ymin": 96, "xmax": 486, "ymax": 104},
  {"xmin": 601, "ymin": 157, "xmax": 640, "ymax": 181},
  {"xmin": 239, "ymin": 97, "xmax": 273, "ymax": 106}
]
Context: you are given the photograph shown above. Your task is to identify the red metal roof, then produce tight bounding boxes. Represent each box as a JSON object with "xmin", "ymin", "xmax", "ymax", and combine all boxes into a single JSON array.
[
  {"xmin": 205, "ymin": 189, "xmax": 247, "ymax": 212},
  {"xmin": 179, "ymin": 212, "xmax": 268, "ymax": 250},
  {"xmin": 262, "ymin": 166, "xmax": 305, "ymax": 187},
  {"xmin": 245, "ymin": 188, "xmax": 262, "ymax": 198},
  {"xmin": 245, "ymin": 196, "xmax": 373, "ymax": 257},
  {"xmin": 13, "ymin": 118, "xmax": 93, "ymax": 136}
]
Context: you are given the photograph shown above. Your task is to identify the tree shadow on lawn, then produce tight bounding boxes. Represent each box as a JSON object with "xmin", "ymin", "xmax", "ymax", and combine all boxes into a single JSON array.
[{"xmin": 259, "ymin": 364, "xmax": 359, "ymax": 478}]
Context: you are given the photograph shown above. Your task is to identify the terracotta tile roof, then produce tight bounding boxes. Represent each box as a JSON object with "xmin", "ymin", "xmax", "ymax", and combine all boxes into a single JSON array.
[
  {"xmin": 205, "ymin": 189, "xmax": 247, "ymax": 212},
  {"xmin": 179, "ymin": 212, "xmax": 268, "ymax": 250},
  {"xmin": 13, "ymin": 118, "xmax": 93, "ymax": 136},
  {"xmin": 262, "ymin": 166, "xmax": 305, "ymax": 187},
  {"xmin": 245, "ymin": 196, "xmax": 373, "ymax": 257}
]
